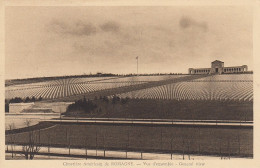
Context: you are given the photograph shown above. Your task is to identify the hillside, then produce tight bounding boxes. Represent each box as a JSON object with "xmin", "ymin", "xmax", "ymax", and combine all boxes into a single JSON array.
[
  {"xmin": 5, "ymin": 74, "xmax": 253, "ymax": 103},
  {"xmin": 5, "ymin": 75, "xmax": 205, "ymax": 101}
]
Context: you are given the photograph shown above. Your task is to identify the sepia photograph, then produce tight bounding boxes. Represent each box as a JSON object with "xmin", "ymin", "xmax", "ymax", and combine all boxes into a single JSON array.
[{"xmin": 2, "ymin": 1, "xmax": 259, "ymax": 166}]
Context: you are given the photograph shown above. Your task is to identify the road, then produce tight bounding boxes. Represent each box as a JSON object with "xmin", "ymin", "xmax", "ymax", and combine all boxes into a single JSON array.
[{"xmin": 46, "ymin": 117, "xmax": 253, "ymax": 127}]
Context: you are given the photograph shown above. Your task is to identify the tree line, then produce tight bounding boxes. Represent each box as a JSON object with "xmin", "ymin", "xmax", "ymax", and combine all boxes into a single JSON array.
[{"xmin": 65, "ymin": 95, "xmax": 129, "ymax": 115}]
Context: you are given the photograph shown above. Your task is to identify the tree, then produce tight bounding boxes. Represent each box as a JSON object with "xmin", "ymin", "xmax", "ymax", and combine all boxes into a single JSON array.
[
  {"xmin": 10, "ymin": 97, "xmax": 23, "ymax": 103},
  {"xmin": 66, "ymin": 98, "xmax": 98, "ymax": 115},
  {"xmin": 120, "ymin": 98, "xmax": 128, "ymax": 119},
  {"xmin": 111, "ymin": 95, "xmax": 120, "ymax": 117},
  {"xmin": 98, "ymin": 107, "xmax": 102, "ymax": 113},
  {"xmin": 121, "ymin": 97, "xmax": 129, "ymax": 105},
  {"xmin": 24, "ymin": 97, "xmax": 30, "ymax": 103},
  {"xmin": 5, "ymin": 100, "xmax": 9, "ymax": 112},
  {"xmin": 8, "ymin": 123, "xmax": 16, "ymax": 159},
  {"xmin": 38, "ymin": 96, "xmax": 43, "ymax": 101},
  {"xmin": 112, "ymin": 95, "xmax": 120, "ymax": 104},
  {"xmin": 31, "ymin": 96, "xmax": 36, "ymax": 102},
  {"xmin": 102, "ymin": 96, "xmax": 109, "ymax": 103},
  {"xmin": 20, "ymin": 120, "xmax": 41, "ymax": 160}
]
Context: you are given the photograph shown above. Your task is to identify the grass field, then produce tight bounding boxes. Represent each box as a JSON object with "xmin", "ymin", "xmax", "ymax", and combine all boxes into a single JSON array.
[{"xmin": 6, "ymin": 122, "xmax": 253, "ymax": 157}]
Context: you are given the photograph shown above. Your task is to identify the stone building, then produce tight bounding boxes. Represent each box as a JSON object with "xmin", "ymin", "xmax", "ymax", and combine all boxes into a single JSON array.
[
  {"xmin": 189, "ymin": 60, "xmax": 248, "ymax": 75},
  {"xmin": 9, "ymin": 102, "xmax": 34, "ymax": 113},
  {"xmin": 8, "ymin": 102, "xmax": 73, "ymax": 113}
]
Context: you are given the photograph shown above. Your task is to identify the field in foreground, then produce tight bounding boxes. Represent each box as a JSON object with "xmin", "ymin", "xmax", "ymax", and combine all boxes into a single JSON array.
[
  {"xmin": 6, "ymin": 145, "xmax": 252, "ymax": 160},
  {"xmin": 6, "ymin": 122, "xmax": 252, "ymax": 157}
]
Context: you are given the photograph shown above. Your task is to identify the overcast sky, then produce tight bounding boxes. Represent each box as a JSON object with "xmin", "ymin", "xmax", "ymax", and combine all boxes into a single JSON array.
[{"xmin": 5, "ymin": 6, "xmax": 253, "ymax": 79}]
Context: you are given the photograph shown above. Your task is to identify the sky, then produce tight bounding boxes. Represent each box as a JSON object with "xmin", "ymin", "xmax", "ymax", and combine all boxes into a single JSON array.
[{"xmin": 5, "ymin": 6, "xmax": 253, "ymax": 79}]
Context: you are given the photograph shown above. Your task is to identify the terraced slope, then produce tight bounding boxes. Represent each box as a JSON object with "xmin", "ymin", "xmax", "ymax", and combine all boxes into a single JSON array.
[
  {"xmin": 116, "ymin": 74, "xmax": 253, "ymax": 101},
  {"xmin": 6, "ymin": 75, "xmax": 202, "ymax": 101}
]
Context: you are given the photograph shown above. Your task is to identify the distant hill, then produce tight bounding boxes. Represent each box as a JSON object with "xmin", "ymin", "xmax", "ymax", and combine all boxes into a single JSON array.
[
  {"xmin": 5, "ymin": 73, "xmax": 119, "ymax": 87},
  {"xmin": 5, "ymin": 73, "xmax": 184, "ymax": 87}
]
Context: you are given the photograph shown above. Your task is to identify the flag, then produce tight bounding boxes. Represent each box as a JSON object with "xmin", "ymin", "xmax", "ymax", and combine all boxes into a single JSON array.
[{"xmin": 136, "ymin": 56, "xmax": 138, "ymax": 60}]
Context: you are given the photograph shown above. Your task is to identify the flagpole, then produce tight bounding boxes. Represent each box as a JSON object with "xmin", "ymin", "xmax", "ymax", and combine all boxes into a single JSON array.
[{"xmin": 136, "ymin": 56, "xmax": 138, "ymax": 76}]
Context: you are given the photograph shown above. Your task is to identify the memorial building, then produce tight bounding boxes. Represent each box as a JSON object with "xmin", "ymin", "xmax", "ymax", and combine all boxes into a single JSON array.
[{"xmin": 188, "ymin": 60, "xmax": 248, "ymax": 75}]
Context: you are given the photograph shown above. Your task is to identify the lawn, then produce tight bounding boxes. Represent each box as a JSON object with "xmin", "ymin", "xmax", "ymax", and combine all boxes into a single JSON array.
[{"xmin": 6, "ymin": 122, "xmax": 253, "ymax": 157}]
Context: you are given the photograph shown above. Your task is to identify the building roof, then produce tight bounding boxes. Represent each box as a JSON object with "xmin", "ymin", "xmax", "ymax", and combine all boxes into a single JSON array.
[
  {"xmin": 212, "ymin": 60, "xmax": 224, "ymax": 63},
  {"xmin": 9, "ymin": 102, "xmax": 34, "ymax": 106}
]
